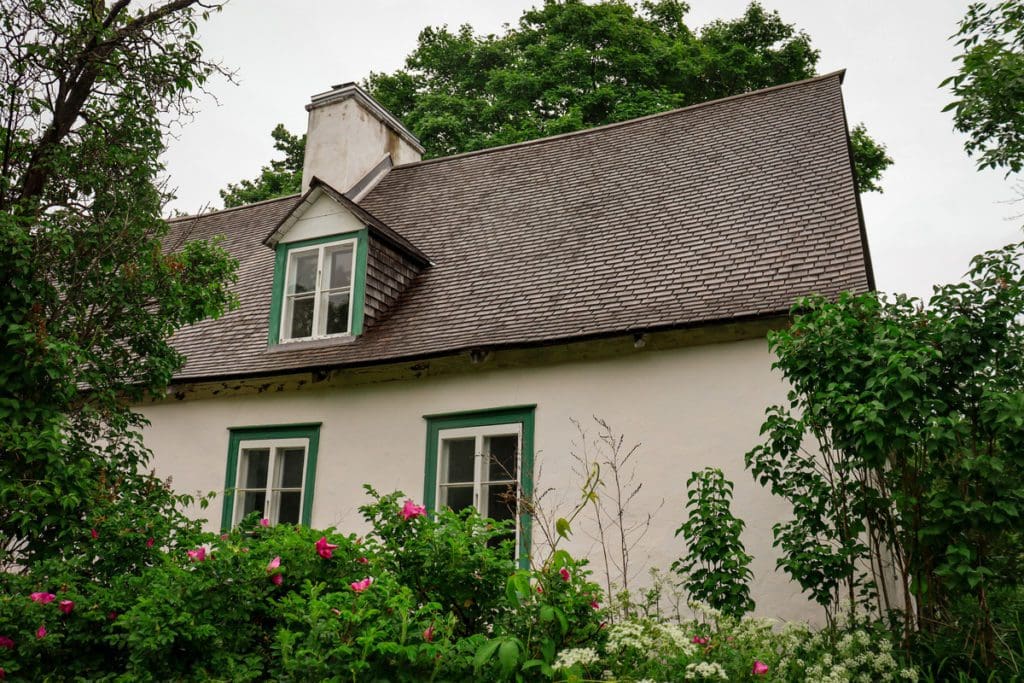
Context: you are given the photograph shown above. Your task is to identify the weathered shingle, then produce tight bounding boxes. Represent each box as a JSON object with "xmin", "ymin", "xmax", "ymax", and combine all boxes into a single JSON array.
[{"xmin": 165, "ymin": 72, "xmax": 871, "ymax": 381}]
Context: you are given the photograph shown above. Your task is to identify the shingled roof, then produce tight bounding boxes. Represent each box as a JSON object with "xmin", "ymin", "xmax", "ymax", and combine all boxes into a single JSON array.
[{"xmin": 166, "ymin": 71, "xmax": 872, "ymax": 382}]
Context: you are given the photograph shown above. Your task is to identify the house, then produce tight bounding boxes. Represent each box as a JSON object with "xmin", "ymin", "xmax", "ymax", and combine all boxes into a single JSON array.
[{"xmin": 142, "ymin": 70, "xmax": 872, "ymax": 622}]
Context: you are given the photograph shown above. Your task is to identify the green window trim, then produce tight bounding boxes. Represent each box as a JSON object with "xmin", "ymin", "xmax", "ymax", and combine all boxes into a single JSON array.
[
  {"xmin": 221, "ymin": 422, "xmax": 321, "ymax": 531},
  {"xmin": 423, "ymin": 405, "xmax": 536, "ymax": 568},
  {"xmin": 267, "ymin": 230, "xmax": 369, "ymax": 345}
]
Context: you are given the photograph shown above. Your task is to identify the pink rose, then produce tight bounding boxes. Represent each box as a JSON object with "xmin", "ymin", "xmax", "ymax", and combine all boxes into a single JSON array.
[
  {"xmin": 692, "ymin": 635, "xmax": 709, "ymax": 645},
  {"xmin": 590, "ymin": 601, "xmax": 600, "ymax": 610},
  {"xmin": 267, "ymin": 556, "xmax": 281, "ymax": 572},
  {"xmin": 59, "ymin": 600, "xmax": 74, "ymax": 615},
  {"xmin": 315, "ymin": 536, "xmax": 338, "ymax": 560},
  {"xmin": 187, "ymin": 547, "xmax": 207, "ymax": 562},
  {"xmin": 400, "ymin": 499, "xmax": 426, "ymax": 520},
  {"xmin": 260, "ymin": 518, "xmax": 270, "ymax": 527},
  {"xmin": 146, "ymin": 537, "xmax": 155, "ymax": 549},
  {"xmin": 559, "ymin": 567, "xmax": 571, "ymax": 582},
  {"xmin": 0, "ymin": 635, "xmax": 13, "ymax": 649},
  {"xmin": 90, "ymin": 528, "xmax": 99, "ymax": 540},
  {"xmin": 271, "ymin": 573, "xmax": 283, "ymax": 586},
  {"xmin": 350, "ymin": 577, "xmax": 373, "ymax": 593},
  {"xmin": 752, "ymin": 660, "xmax": 769, "ymax": 675},
  {"xmin": 29, "ymin": 592, "xmax": 56, "ymax": 604},
  {"xmin": 35, "ymin": 625, "xmax": 46, "ymax": 639}
]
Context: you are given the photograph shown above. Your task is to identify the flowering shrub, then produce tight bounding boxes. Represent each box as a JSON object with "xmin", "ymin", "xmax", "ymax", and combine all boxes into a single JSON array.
[
  {"xmin": 0, "ymin": 488, "xmax": 602, "ymax": 681},
  {"xmin": 550, "ymin": 601, "xmax": 919, "ymax": 683}
]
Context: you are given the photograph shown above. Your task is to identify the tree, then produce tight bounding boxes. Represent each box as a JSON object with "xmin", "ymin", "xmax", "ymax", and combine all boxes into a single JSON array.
[
  {"xmin": 220, "ymin": 124, "xmax": 305, "ymax": 208},
  {"xmin": 943, "ymin": 1, "xmax": 1024, "ymax": 174},
  {"xmin": 746, "ymin": 241, "xmax": 1024, "ymax": 670},
  {"xmin": 223, "ymin": 1, "xmax": 891, "ymax": 206},
  {"xmin": 0, "ymin": 1, "xmax": 237, "ymax": 567}
]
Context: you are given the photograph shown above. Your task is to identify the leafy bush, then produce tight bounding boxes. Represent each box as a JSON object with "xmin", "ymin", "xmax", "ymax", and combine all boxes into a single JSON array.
[
  {"xmin": 0, "ymin": 488, "xmax": 603, "ymax": 681},
  {"xmin": 672, "ymin": 467, "xmax": 754, "ymax": 618}
]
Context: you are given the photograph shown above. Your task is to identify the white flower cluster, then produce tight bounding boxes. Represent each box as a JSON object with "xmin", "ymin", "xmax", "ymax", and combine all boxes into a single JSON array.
[
  {"xmin": 684, "ymin": 661, "xmax": 728, "ymax": 681},
  {"xmin": 687, "ymin": 600, "xmax": 723, "ymax": 623},
  {"xmin": 653, "ymin": 621, "xmax": 699, "ymax": 657},
  {"xmin": 606, "ymin": 619, "xmax": 655, "ymax": 653},
  {"xmin": 553, "ymin": 647, "xmax": 600, "ymax": 670}
]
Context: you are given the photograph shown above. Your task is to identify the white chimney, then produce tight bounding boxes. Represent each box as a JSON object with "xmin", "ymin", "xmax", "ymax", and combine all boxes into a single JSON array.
[{"xmin": 301, "ymin": 82, "xmax": 424, "ymax": 195}]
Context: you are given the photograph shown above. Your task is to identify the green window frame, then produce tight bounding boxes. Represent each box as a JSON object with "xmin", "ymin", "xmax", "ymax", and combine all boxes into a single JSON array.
[
  {"xmin": 267, "ymin": 230, "xmax": 369, "ymax": 345},
  {"xmin": 221, "ymin": 423, "xmax": 321, "ymax": 531},
  {"xmin": 423, "ymin": 405, "xmax": 535, "ymax": 567}
]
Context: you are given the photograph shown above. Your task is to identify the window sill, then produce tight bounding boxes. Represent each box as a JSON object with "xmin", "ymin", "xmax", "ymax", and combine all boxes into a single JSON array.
[{"xmin": 268, "ymin": 334, "xmax": 358, "ymax": 353}]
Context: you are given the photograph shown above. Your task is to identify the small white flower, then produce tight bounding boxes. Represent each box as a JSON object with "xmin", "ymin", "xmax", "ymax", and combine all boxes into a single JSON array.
[{"xmin": 553, "ymin": 647, "xmax": 600, "ymax": 670}]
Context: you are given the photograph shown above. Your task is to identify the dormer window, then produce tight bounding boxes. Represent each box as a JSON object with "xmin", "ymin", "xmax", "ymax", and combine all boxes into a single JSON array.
[
  {"xmin": 264, "ymin": 179, "xmax": 429, "ymax": 348},
  {"xmin": 283, "ymin": 238, "xmax": 356, "ymax": 340}
]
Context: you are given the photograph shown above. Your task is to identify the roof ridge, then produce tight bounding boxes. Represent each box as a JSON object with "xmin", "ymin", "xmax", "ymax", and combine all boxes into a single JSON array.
[
  {"xmin": 167, "ymin": 192, "xmax": 301, "ymax": 223},
  {"xmin": 389, "ymin": 70, "xmax": 847, "ymax": 170}
]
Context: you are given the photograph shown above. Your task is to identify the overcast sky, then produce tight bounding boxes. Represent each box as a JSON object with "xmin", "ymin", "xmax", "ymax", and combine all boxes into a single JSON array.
[{"xmin": 161, "ymin": 1, "xmax": 1022, "ymax": 301}]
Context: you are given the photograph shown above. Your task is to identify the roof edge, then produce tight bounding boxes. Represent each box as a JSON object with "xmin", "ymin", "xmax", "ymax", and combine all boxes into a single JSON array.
[
  {"xmin": 166, "ymin": 193, "xmax": 301, "ymax": 223},
  {"xmin": 389, "ymin": 70, "xmax": 848, "ymax": 170},
  {"xmin": 167, "ymin": 311, "xmax": 792, "ymax": 386}
]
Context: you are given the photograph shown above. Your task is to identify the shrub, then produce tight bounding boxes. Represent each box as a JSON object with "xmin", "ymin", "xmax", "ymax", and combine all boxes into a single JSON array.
[{"xmin": 0, "ymin": 489, "xmax": 603, "ymax": 681}]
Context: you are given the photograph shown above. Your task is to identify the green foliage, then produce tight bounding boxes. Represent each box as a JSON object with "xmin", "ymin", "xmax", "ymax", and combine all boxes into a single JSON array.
[
  {"xmin": 672, "ymin": 467, "xmax": 755, "ymax": 618},
  {"xmin": 0, "ymin": 2, "xmax": 237, "ymax": 566},
  {"xmin": 747, "ymin": 241, "xmax": 1024, "ymax": 671},
  {"xmin": 850, "ymin": 123, "xmax": 894, "ymax": 193},
  {"xmin": 220, "ymin": 124, "xmax": 305, "ymax": 208},
  {"xmin": 943, "ymin": 0, "xmax": 1024, "ymax": 174},
  {"xmin": 0, "ymin": 490, "xmax": 604, "ymax": 680},
  {"xmin": 231, "ymin": 1, "xmax": 891, "ymax": 207},
  {"xmin": 0, "ymin": 2, "xmax": 234, "ymax": 569}
]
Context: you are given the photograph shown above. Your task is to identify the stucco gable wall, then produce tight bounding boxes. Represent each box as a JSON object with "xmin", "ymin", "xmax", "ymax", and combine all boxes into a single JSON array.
[{"xmin": 140, "ymin": 337, "xmax": 814, "ymax": 622}]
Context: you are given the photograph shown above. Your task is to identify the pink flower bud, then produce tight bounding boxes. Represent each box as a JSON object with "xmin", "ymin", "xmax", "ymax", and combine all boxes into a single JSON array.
[
  {"xmin": 0, "ymin": 635, "xmax": 13, "ymax": 650},
  {"xmin": 559, "ymin": 567, "xmax": 571, "ymax": 582},
  {"xmin": 59, "ymin": 600, "xmax": 74, "ymax": 615},
  {"xmin": 267, "ymin": 556, "xmax": 281, "ymax": 572},
  {"xmin": 271, "ymin": 573, "xmax": 283, "ymax": 586},
  {"xmin": 423, "ymin": 624, "xmax": 435, "ymax": 642},
  {"xmin": 35, "ymin": 625, "xmax": 46, "ymax": 639},
  {"xmin": 146, "ymin": 537, "xmax": 155, "ymax": 549},
  {"xmin": 90, "ymin": 528, "xmax": 99, "ymax": 540}
]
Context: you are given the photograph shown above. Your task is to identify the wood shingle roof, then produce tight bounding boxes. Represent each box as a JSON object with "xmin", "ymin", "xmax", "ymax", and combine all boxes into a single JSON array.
[{"xmin": 165, "ymin": 71, "xmax": 871, "ymax": 382}]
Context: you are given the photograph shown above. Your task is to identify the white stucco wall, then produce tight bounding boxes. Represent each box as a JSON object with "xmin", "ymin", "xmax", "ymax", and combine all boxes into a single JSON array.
[{"xmin": 140, "ymin": 337, "xmax": 815, "ymax": 622}]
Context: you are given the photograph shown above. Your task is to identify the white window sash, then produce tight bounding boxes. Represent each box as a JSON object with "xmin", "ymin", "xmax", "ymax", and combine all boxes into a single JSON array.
[
  {"xmin": 280, "ymin": 238, "xmax": 357, "ymax": 342},
  {"xmin": 234, "ymin": 437, "xmax": 308, "ymax": 525},
  {"xmin": 435, "ymin": 424, "xmax": 523, "ymax": 554}
]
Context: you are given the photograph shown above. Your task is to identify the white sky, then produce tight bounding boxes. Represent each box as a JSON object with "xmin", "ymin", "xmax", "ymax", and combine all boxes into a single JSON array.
[{"xmin": 161, "ymin": 0, "xmax": 1023, "ymax": 301}]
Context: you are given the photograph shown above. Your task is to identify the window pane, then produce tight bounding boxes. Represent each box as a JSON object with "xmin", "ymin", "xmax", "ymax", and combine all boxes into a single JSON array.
[
  {"xmin": 278, "ymin": 447, "xmax": 305, "ymax": 488},
  {"xmin": 287, "ymin": 295, "xmax": 315, "ymax": 339},
  {"xmin": 325, "ymin": 244, "xmax": 354, "ymax": 289},
  {"xmin": 241, "ymin": 449, "xmax": 270, "ymax": 488},
  {"xmin": 324, "ymin": 291, "xmax": 350, "ymax": 335},
  {"xmin": 486, "ymin": 435, "xmax": 518, "ymax": 481},
  {"xmin": 483, "ymin": 483, "xmax": 517, "ymax": 521},
  {"xmin": 441, "ymin": 485, "xmax": 474, "ymax": 513},
  {"xmin": 287, "ymin": 250, "xmax": 319, "ymax": 294},
  {"xmin": 442, "ymin": 438, "xmax": 475, "ymax": 483},
  {"xmin": 237, "ymin": 490, "xmax": 266, "ymax": 520},
  {"xmin": 277, "ymin": 491, "xmax": 301, "ymax": 524}
]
